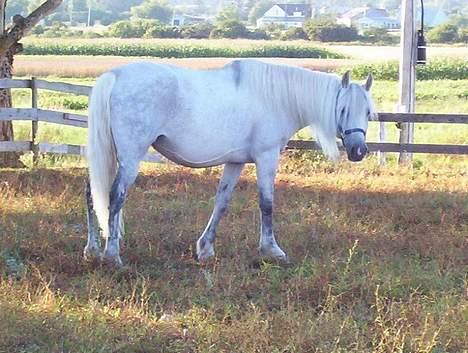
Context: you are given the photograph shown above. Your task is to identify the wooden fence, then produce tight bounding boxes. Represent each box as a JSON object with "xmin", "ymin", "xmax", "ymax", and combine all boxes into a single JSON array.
[{"xmin": 0, "ymin": 78, "xmax": 467, "ymax": 164}]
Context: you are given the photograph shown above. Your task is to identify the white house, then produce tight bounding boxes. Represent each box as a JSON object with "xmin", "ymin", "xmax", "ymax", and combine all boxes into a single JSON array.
[
  {"xmin": 171, "ymin": 14, "xmax": 206, "ymax": 27},
  {"xmin": 357, "ymin": 16, "xmax": 400, "ymax": 29},
  {"xmin": 337, "ymin": 6, "xmax": 400, "ymax": 30},
  {"xmin": 257, "ymin": 4, "xmax": 311, "ymax": 28}
]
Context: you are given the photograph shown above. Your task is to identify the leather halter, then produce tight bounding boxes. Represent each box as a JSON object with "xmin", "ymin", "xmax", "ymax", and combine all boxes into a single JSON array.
[
  {"xmin": 336, "ymin": 88, "xmax": 366, "ymax": 145},
  {"xmin": 338, "ymin": 127, "xmax": 366, "ymax": 147}
]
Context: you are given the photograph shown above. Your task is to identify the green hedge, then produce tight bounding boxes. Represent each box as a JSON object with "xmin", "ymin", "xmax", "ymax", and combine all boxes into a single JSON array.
[
  {"xmin": 22, "ymin": 41, "xmax": 344, "ymax": 59},
  {"xmin": 344, "ymin": 59, "xmax": 468, "ymax": 81}
]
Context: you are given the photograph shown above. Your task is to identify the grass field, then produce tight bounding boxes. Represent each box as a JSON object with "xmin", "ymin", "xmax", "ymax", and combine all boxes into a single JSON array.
[
  {"xmin": 13, "ymin": 56, "xmax": 349, "ymax": 78},
  {"xmin": 2, "ymin": 45, "xmax": 467, "ymax": 351},
  {"xmin": 1, "ymin": 157, "xmax": 467, "ymax": 352},
  {"xmin": 14, "ymin": 40, "xmax": 468, "ymax": 78}
]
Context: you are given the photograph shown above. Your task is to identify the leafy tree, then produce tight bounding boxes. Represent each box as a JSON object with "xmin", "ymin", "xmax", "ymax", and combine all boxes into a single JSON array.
[
  {"xmin": 247, "ymin": 0, "xmax": 272, "ymax": 25},
  {"xmin": 458, "ymin": 27, "xmax": 468, "ymax": 43},
  {"xmin": 130, "ymin": 0, "xmax": 172, "ymax": 24},
  {"xmin": 447, "ymin": 15, "xmax": 468, "ymax": 28},
  {"xmin": 106, "ymin": 19, "xmax": 138, "ymax": 37},
  {"xmin": 181, "ymin": 22, "xmax": 213, "ymax": 39},
  {"xmin": 210, "ymin": 19, "xmax": 248, "ymax": 38},
  {"xmin": 263, "ymin": 22, "xmax": 284, "ymax": 39},
  {"xmin": 361, "ymin": 27, "xmax": 393, "ymax": 43},
  {"xmin": 144, "ymin": 21, "xmax": 179, "ymax": 38},
  {"xmin": 215, "ymin": 5, "xmax": 239, "ymax": 23},
  {"xmin": 280, "ymin": 27, "xmax": 308, "ymax": 40},
  {"xmin": 304, "ymin": 18, "xmax": 359, "ymax": 42},
  {"xmin": 106, "ymin": 19, "xmax": 153, "ymax": 37},
  {"xmin": 247, "ymin": 27, "xmax": 270, "ymax": 39},
  {"xmin": 427, "ymin": 23, "xmax": 458, "ymax": 43}
]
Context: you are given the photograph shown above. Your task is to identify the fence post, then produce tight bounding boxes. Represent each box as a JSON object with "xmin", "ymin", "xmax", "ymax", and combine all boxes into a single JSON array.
[
  {"xmin": 31, "ymin": 77, "xmax": 39, "ymax": 166},
  {"xmin": 378, "ymin": 121, "xmax": 386, "ymax": 166},
  {"xmin": 398, "ymin": 0, "xmax": 417, "ymax": 165}
]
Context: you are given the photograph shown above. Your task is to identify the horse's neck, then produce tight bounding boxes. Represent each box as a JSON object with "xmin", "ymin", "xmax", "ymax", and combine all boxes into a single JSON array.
[{"xmin": 286, "ymin": 70, "xmax": 339, "ymax": 132}]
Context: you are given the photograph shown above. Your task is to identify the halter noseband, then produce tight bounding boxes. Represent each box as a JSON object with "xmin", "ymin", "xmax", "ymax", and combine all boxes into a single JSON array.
[
  {"xmin": 342, "ymin": 128, "xmax": 366, "ymax": 137},
  {"xmin": 338, "ymin": 127, "xmax": 366, "ymax": 146}
]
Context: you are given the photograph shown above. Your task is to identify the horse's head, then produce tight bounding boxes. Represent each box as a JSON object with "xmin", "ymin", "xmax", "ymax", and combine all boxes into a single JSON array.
[{"xmin": 336, "ymin": 71, "xmax": 375, "ymax": 162}]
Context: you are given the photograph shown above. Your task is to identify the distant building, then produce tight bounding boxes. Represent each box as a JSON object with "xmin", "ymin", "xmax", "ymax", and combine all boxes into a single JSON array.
[
  {"xmin": 171, "ymin": 14, "xmax": 206, "ymax": 27},
  {"xmin": 257, "ymin": 4, "xmax": 311, "ymax": 28},
  {"xmin": 337, "ymin": 6, "xmax": 400, "ymax": 30}
]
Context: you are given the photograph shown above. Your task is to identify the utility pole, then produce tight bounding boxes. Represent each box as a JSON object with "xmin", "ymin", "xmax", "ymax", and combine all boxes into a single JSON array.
[{"xmin": 398, "ymin": 0, "xmax": 417, "ymax": 165}]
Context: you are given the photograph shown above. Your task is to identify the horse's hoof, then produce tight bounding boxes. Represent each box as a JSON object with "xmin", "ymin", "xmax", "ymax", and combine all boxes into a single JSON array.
[
  {"xmin": 274, "ymin": 254, "xmax": 291, "ymax": 264},
  {"xmin": 259, "ymin": 246, "xmax": 290, "ymax": 264},
  {"xmin": 100, "ymin": 253, "xmax": 123, "ymax": 267},
  {"xmin": 83, "ymin": 245, "xmax": 100, "ymax": 262},
  {"xmin": 197, "ymin": 248, "xmax": 215, "ymax": 262},
  {"xmin": 196, "ymin": 240, "xmax": 215, "ymax": 262}
]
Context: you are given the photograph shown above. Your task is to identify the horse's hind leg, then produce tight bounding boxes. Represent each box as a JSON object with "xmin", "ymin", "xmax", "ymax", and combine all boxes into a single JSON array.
[
  {"xmin": 101, "ymin": 163, "xmax": 139, "ymax": 266},
  {"xmin": 197, "ymin": 163, "xmax": 244, "ymax": 261},
  {"xmin": 84, "ymin": 180, "xmax": 101, "ymax": 260},
  {"xmin": 255, "ymin": 151, "xmax": 288, "ymax": 262}
]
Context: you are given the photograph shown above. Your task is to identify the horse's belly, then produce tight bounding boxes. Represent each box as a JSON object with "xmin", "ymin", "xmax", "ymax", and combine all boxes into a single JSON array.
[{"xmin": 152, "ymin": 136, "xmax": 252, "ymax": 168}]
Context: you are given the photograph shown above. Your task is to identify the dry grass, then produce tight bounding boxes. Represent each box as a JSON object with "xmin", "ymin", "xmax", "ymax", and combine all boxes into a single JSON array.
[
  {"xmin": 13, "ymin": 40, "xmax": 468, "ymax": 78},
  {"xmin": 1, "ymin": 156, "xmax": 467, "ymax": 352},
  {"xmin": 13, "ymin": 56, "xmax": 348, "ymax": 78}
]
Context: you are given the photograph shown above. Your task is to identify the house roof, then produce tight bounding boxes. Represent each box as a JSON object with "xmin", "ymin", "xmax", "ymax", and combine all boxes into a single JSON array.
[
  {"xmin": 276, "ymin": 4, "xmax": 311, "ymax": 16},
  {"xmin": 339, "ymin": 7, "xmax": 389, "ymax": 20}
]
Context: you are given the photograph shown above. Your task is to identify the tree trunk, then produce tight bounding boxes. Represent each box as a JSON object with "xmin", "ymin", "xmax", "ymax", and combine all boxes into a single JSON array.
[
  {"xmin": 0, "ymin": 0, "xmax": 63, "ymax": 167},
  {"xmin": 0, "ymin": 0, "xmax": 21, "ymax": 167}
]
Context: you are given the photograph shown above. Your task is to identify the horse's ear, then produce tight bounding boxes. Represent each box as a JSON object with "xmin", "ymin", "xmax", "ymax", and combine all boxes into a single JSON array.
[
  {"xmin": 342, "ymin": 71, "xmax": 350, "ymax": 88},
  {"xmin": 363, "ymin": 73, "xmax": 373, "ymax": 91}
]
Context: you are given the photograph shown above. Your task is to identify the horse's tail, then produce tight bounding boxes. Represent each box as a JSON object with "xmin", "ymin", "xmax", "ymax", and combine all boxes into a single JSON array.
[{"xmin": 87, "ymin": 72, "xmax": 120, "ymax": 238}]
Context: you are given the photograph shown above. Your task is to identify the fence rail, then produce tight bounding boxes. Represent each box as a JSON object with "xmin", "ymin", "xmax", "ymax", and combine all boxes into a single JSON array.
[{"xmin": 0, "ymin": 78, "xmax": 467, "ymax": 164}]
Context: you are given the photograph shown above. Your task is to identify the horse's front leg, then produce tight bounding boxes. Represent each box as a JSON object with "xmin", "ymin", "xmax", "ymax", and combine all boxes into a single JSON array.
[
  {"xmin": 255, "ymin": 151, "xmax": 288, "ymax": 262},
  {"xmin": 197, "ymin": 163, "xmax": 244, "ymax": 261},
  {"xmin": 83, "ymin": 180, "xmax": 101, "ymax": 261}
]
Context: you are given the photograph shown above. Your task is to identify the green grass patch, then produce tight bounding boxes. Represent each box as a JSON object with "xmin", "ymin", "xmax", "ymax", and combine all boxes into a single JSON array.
[
  {"xmin": 21, "ymin": 38, "xmax": 344, "ymax": 59},
  {"xmin": 343, "ymin": 58, "xmax": 468, "ymax": 80}
]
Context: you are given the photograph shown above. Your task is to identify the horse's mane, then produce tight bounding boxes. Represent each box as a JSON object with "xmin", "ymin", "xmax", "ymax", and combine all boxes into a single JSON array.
[{"xmin": 232, "ymin": 60, "xmax": 341, "ymax": 159}]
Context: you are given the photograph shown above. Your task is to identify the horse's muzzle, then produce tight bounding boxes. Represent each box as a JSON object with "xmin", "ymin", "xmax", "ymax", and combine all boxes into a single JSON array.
[{"xmin": 347, "ymin": 143, "xmax": 368, "ymax": 162}]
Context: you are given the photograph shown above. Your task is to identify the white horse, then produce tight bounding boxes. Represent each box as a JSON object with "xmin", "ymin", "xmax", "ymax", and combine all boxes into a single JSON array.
[{"xmin": 84, "ymin": 60, "xmax": 375, "ymax": 266}]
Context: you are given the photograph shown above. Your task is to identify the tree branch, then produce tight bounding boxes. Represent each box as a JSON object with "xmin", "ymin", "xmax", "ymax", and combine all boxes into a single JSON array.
[{"xmin": 0, "ymin": 0, "xmax": 63, "ymax": 55}]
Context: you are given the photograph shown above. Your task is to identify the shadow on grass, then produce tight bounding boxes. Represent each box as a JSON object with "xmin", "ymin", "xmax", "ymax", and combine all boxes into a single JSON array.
[
  {"xmin": 1, "ymin": 167, "xmax": 467, "ymax": 352},
  {"xmin": 1, "ymin": 167, "xmax": 466, "ymax": 268},
  {"xmin": 0, "ymin": 299, "xmax": 191, "ymax": 353}
]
